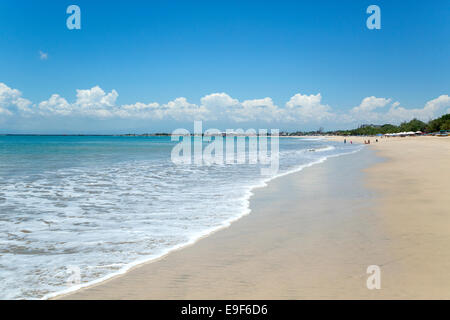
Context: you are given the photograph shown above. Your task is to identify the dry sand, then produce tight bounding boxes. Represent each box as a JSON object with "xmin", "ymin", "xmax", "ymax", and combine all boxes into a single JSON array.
[
  {"xmin": 58, "ymin": 135, "xmax": 450, "ymax": 299},
  {"xmin": 329, "ymin": 135, "xmax": 450, "ymax": 298}
]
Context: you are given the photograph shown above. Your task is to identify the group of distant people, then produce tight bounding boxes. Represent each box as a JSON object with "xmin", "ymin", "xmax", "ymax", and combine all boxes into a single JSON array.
[
  {"xmin": 343, "ymin": 138, "xmax": 378, "ymax": 145},
  {"xmin": 364, "ymin": 139, "xmax": 379, "ymax": 144}
]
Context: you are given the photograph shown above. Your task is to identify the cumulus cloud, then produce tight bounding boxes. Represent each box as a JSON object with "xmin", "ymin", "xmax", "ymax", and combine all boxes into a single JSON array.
[
  {"xmin": 386, "ymin": 95, "xmax": 450, "ymax": 122},
  {"xmin": 1, "ymin": 82, "xmax": 449, "ymax": 128},
  {"xmin": 0, "ymin": 83, "xmax": 32, "ymax": 116},
  {"xmin": 424, "ymin": 95, "xmax": 450, "ymax": 113},
  {"xmin": 35, "ymin": 89, "xmax": 330, "ymax": 123},
  {"xmin": 352, "ymin": 96, "xmax": 391, "ymax": 113},
  {"xmin": 285, "ymin": 93, "xmax": 333, "ymax": 121},
  {"xmin": 201, "ymin": 93, "xmax": 239, "ymax": 110},
  {"xmin": 119, "ymin": 97, "xmax": 210, "ymax": 121},
  {"xmin": 37, "ymin": 86, "xmax": 119, "ymax": 118},
  {"xmin": 118, "ymin": 102, "xmax": 161, "ymax": 119},
  {"xmin": 76, "ymin": 86, "xmax": 118, "ymax": 109},
  {"xmin": 348, "ymin": 95, "xmax": 450, "ymax": 124},
  {"xmin": 38, "ymin": 94, "xmax": 71, "ymax": 116},
  {"xmin": 349, "ymin": 96, "xmax": 393, "ymax": 123},
  {"xmin": 233, "ymin": 97, "xmax": 282, "ymax": 122},
  {"xmin": 165, "ymin": 97, "xmax": 210, "ymax": 121}
]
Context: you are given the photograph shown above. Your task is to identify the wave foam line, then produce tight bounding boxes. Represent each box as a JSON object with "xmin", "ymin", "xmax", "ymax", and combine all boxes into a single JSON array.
[{"xmin": 43, "ymin": 145, "xmax": 364, "ymax": 300}]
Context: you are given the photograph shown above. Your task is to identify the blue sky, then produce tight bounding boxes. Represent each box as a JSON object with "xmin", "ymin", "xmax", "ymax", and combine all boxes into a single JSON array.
[{"xmin": 0, "ymin": 0, "xmax": 449, "ymax": 133}]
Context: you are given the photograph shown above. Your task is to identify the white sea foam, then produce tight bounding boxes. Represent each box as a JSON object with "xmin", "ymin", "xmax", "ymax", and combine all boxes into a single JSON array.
[
  {"xmin": 0, "ymin": 136, "xmax": 363, "ymax": 299},
  {"xmin": 312, "ymin": 145, "xmax": 336, "ymax": 152}
]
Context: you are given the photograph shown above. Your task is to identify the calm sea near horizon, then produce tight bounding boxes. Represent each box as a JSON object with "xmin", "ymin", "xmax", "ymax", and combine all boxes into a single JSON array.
[{"xmin": 0, "ymin": 135, "xmax": 362, "ymax": 299}]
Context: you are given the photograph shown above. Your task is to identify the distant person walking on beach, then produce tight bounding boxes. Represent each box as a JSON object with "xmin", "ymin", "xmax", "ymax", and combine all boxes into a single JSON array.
[{"xmin": 344, "ymin": 139, "xmax": 346, "ymax": 144}]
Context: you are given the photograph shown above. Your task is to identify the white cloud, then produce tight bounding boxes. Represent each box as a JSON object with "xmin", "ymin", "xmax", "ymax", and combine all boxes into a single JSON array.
[
  {"xmin": 1, "ymin": 82, "xmax": 449, "ymax": 128},
  {"xmin": 424, "ymin": 95, "xmax": 450, "ymax": 114},
  {"xmin": 76, "ymin": 86, "xmax": 118, "ymax": 109},
  {"xmin": 349, "ymin": 96, "xmax": 392, "ymax": 123},
  {"xmin": 0, "ymin": 83, "xmax": 32, "ymax": 116},
  {"xmin": 349, "ymin": 95, "xmax": 450, "ymax": 124},
  {"xmin": 118, "ymin": 102, "xmax": 161, "ymax": 119},
  {"xmin": 38, "ymin": 94, "xmax": 71, "ymax": 116},
  {"xmin": 200, "ymin": 92, "xmax": 239, "ymax": 110},
  {"xmin": 164, "ymin": 97, "xmax": 210, "ymax": 121},
  {"xmin": 227, "ymin": 97, "xmax": 282, "ymax": 122},
  {"xmin": 386, "ymin": 94, "xmax": 450, "ymax": 122},
  {"xmin": 37, "ymin": 86, "xmax": 119, "ymax": 119},
  {"xmin": 0, "ymin": 107, "xmax": 13, "ymax": 116},
  {"xmin": 285, "ymin": 93, "xmax": 333, "ymax": 121},
  {"xmin": 352, "ymin": 96, "xmax": 391, "ymax": 113},
  {"xmin": 119, "ymin": 98, "xmax": 210, "ymax": 121},
  {"xmin": 39, "ymin": 51, "xmax": 48, "ymax": 60}
]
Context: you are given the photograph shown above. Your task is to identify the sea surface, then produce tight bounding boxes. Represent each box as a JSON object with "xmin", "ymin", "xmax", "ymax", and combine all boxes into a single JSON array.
[{"xmin": 0, "ymin": 135, "xmax": 362, "ymax": 299}]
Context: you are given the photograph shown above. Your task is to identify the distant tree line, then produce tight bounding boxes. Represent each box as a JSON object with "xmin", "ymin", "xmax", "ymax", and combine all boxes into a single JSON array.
[{"xmin": 287, "ymin": 113, "xmax": 450, "ymax": 136}]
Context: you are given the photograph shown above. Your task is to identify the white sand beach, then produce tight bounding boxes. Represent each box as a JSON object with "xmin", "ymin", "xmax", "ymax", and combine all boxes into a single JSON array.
[{"xmin": 57, "ymin": 136, "xmax": 450, "ymax": 299}]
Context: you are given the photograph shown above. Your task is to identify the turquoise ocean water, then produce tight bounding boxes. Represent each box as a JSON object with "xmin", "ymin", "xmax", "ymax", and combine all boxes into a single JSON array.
[{"xmin": 0, "ymin": 135, "xmax": 362, "ymax": 299}]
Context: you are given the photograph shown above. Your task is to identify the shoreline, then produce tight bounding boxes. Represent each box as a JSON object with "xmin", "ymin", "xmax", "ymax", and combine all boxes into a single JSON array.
[
  {"xmin": 56, "ymin": 145, "xmax": 379, "ymax": 299},
  {"xmin": 49, "ymin": 140, "xmax": 360, "ymax": 300},
  {"xmin": 58, "ymin": 135, "xmax": 450, "ymax": 299}
]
